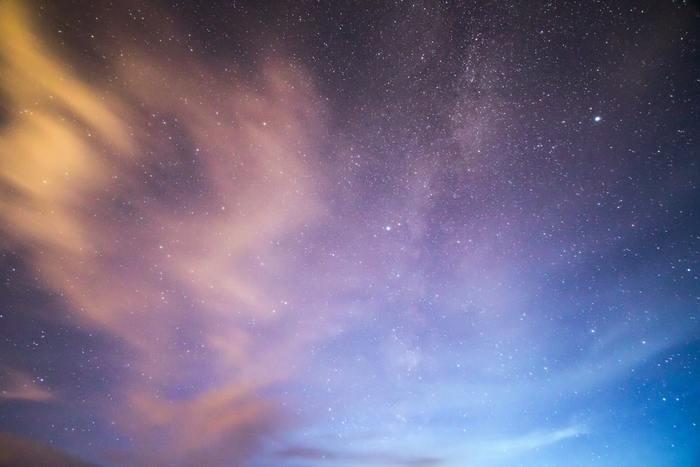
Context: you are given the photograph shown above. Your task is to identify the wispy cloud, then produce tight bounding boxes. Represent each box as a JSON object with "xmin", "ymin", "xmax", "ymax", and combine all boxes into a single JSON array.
[
  {"xmin": 0, "ymin": 1, "xmax": 331, "ymax": 463},
  {"xmin": 0, "ymin": 367, "xmax": 53, "ymax": 402},
  {"xmin": 485, "ymin": 425, "xmax": 586, "ymax": 456}
]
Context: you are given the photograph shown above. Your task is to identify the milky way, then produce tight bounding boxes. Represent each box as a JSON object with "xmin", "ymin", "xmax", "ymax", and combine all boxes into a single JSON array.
[{"xmin": 0, "ymin": 1, "xmax": 699, "ymax": 466}]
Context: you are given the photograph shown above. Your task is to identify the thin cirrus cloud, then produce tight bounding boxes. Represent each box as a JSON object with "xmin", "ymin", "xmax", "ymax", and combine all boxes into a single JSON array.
[{"xmin": 0, "ymin": 367, "xmax": 53, "ymax": 402}]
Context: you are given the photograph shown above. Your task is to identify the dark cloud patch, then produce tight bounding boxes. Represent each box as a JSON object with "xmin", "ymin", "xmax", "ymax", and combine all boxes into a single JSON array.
[
  {"xmin": 0, "ymin": 432, "xmax": 95, "ymax": 467},
  {"xmin": 277, "ymin": 445, "xmax": 443, "ymax": 466}
]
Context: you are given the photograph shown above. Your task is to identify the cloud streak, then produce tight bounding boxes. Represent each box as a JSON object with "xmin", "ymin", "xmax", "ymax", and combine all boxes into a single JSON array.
[{"xmin": 0, "ymin": 367, "xmax": 53, "ymax": 402}]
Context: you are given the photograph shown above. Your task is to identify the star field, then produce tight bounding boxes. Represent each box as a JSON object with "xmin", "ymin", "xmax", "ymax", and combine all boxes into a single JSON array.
[{"xmin": 0, "ymin": 1, "xmax": 699, "ymax": 466}]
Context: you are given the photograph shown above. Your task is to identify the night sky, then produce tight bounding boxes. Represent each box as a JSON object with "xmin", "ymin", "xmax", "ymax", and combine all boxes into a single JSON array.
[{"xmin": 1, "ymin": 1, "xmax": 699, "ymax": 466}]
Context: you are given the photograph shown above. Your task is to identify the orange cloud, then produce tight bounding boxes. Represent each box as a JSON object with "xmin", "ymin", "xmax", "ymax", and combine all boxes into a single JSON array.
[{"xmin": 0, "ymin": 1, "xmax": 329, "ymax": 463}]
